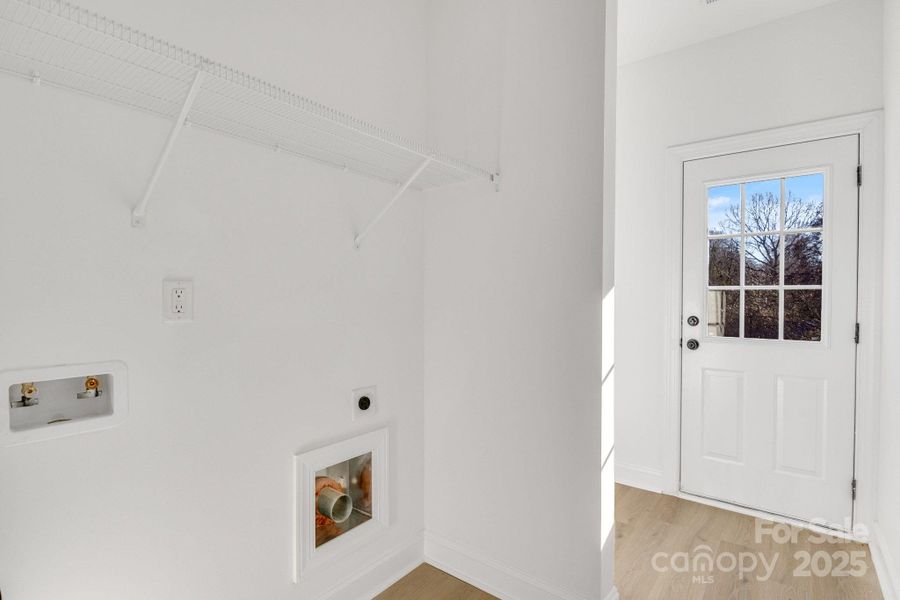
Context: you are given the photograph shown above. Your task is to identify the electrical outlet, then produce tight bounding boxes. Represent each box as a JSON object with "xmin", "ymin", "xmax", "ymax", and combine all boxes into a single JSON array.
[
  {"xmin": 163, "ymin": 279, "xmax": 193, "ymax": 322},
  {"xmin": 351, "ymin": 386, "xmax": 377, "ymax": 421},
  {"xmin": 172, "ymin": 287, "xmax": 187, "ymax": 314}
]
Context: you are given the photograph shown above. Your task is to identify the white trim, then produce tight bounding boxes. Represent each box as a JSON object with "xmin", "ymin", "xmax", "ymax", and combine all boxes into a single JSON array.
[
  {"xmin": 663, "ymin": 111, "xmax": 884, "ymax": 527},
  {"xmin": 317, "ymin": 535, "xmax": 423, "ymax": 600},
  {"xmin": 424, "ymin": 531, "xmax": 599, "ymax": 600},
  {"xmin": 603, "ymin": 586, "xmax": 620, "ymax": 600},
  {"xmin": 871, "ymin": 523, "xmax": 899, "ymax": 600},
  {"xmin": 851, "ymin": 113, "xmax": 884, "ymax": 534},
  {"xmin": 293, "ymin": 428, "xmax": 390, "ymax": 582},
  {"xmin": 615, "ymin": 462, "xmax": 665, "ymax": 493}
]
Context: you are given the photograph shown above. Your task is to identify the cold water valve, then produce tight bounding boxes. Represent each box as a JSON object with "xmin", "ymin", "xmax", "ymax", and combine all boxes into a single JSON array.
[{"xmin": 76, "ymin": 377, "xmax": 102, "ymax": 399}]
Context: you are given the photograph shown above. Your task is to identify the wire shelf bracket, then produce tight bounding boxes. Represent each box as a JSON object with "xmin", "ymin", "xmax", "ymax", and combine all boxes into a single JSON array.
[
  {"xmin": 131, "ymin": 69, "xmax": 205, "ymax": 227},
  {"xmin": 354, "ymin": 156, "xmax": 433, "ymax": 249},
  {"xmin": 0, "ymin": 0, "xmax": 497, "ymax": 231}
]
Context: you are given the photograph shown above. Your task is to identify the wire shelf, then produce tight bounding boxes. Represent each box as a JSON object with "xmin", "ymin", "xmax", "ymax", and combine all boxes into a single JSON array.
[{"xmin": 0, "ymin": 0, "xmax": 494, "ymax": 189}]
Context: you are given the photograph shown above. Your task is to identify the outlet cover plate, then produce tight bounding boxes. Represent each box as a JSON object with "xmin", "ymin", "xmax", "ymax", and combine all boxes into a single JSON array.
[
  {"xmin": 351, "ymin": 386, "xmax": 377, "ymax": 421},
  {"xmin": 163, "ymin": 279, "xmax": 193, "ymax": 322}
]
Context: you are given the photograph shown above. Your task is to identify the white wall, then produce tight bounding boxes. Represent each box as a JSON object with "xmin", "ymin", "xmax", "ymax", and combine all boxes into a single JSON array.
[
  {"xmin": 615, "ymin": 0, "xmax": 884, "ymax": 490},
  {"xmin": 424, "ymin": 2, "xmax": 610, "ymax": 599},
  {"xmin": 0, "ymin": 2, "xmax": 429, "ymax": 599},
  {"xmin": 877, "ymin": 0, "xmax": 900, "ymax": 595}
]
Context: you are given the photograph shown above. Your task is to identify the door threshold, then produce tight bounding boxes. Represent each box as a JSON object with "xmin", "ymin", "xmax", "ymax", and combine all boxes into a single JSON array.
[{"xmin": 675, "ymin": 489, "xmax": 865, "ymax": 543}]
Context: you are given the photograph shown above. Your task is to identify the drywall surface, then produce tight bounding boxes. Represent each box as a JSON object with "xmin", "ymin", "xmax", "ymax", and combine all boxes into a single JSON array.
[
  {"xmin": 0, "ymin": 1, "xmax": 428, "ymax": 599},
  {"xmin": 424, "ymin": 1, "xmax": 609, "ymax": 598},
  {"xmin": 615, "ymin": 0, "xmax": 883, "ymax": 489},
  {"xmin": 619, "ymin": 0, "xmax": 843, "ymax": 66},
  {"xmin": 878, "ymin": 0, "xmax": 900, "ymax": 595}
]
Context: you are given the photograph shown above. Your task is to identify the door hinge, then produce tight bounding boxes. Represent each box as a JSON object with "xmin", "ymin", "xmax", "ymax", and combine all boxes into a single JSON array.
[
  {"xmin": 852, "ymin": 478, "xmax": 858, "ymax": 500},
  {"xmin": 857, "ymin": 165, "xmax": 863, "ymax": 187},
  {"xmin": 855, "ymin": 323, "xmax": 860, "ymax": 344}
]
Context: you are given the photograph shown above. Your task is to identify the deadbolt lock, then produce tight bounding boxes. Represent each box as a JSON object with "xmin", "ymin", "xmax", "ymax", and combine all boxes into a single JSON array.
[
  {"xmin": 687, "ymin": 315, "xmax": 699, "ymax": 327},
  {"xmin": 686, "ymin": 339, "xmax": 700, "ymax": 351}
]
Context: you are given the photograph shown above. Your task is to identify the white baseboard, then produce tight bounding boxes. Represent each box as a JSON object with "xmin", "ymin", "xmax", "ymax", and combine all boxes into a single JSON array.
[
  {"xmin": 320, "ymin": 535, "xmax": 424, "ymax": 600},
  {"xmin": 603, "ymin": 585, "xmax": 620, "ymax": 600},
  {"xmin": 615, "ymin": 462, "xmax": 665, "ymax": 493},
  {"xmin": 871, "ymin": 523, "xmax": 899, "ymax": 600},
  {"xmin": 425, "ymin": 531, "xmax": 605, "ymax": 600}
]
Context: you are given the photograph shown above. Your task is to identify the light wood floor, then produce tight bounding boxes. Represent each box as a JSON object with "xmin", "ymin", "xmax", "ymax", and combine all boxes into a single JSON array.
[
  {"xmin": 616, "ymin": 484, "xmax": 884, "ymax": 600},
  {"xmin": 376, "ymin": 563, "xmax": 497, "ymax": 599},
  {"xmin": 377, "ymin": 485, "xmax": 884, "ymax": 600}
]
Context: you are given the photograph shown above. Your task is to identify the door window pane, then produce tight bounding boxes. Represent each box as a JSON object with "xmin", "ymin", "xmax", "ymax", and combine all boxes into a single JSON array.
[
  {"xmin": 708, "ymin": 184, "xmax": 741, "ymax": 235},
  {"xmin": 745, "ymin": 290, "xmax": 779, "ymax": 339},
  {"xmin": 785, "ymin": 173, "xmax": 824, "ymax": 230},
  {"xmin": 744, "ymin": 179, "xmax": 781, "ymax": 233},
  {"xmin": 785, "ymin": 232, "xmax": 823, "ymax": 285},
  {"xmin": 702, "ymin": 171, "xmax": 824, "ymax": 342},
  {"xmin": 745, "ymin": 235, "xmax": 780, "ymax": 286},
  {"xmin": 784, "ymin": 290, "xmax": 822, "ymax": 341},
  {"xmin": 708, "ymin": 290, "xmax": 740, "ymax": 337},
  {"xmin": 709, "ymin": 238, "xmax": 741, "ymax": 286}
]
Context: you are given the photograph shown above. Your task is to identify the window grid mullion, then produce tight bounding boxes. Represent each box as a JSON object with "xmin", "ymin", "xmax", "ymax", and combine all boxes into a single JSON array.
[
  {"xmin": 739, "ymin": 182, "xmax": 746, "ymax": 339},
  {"xmin": 708, "ymin": 226, "xmax": 823, "ymax": 239},
  {"xmin": 778, "ymin": 177, "xmax": 786, "ymax": 341}
]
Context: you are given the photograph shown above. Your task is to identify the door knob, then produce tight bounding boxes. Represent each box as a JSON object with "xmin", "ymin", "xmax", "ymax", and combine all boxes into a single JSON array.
[
  {"xmin": 686, "ymin": 339, "xmax": 700, "ymax": 350},
  {"xmin": 687, "ymin": 315, "xmax": 699, "ymax": 326}
]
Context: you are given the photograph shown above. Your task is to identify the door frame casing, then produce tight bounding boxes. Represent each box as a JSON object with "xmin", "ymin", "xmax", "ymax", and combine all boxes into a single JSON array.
[{"xmin": 662, "ymin": 111, "xmax": 884, "ymax": 536}]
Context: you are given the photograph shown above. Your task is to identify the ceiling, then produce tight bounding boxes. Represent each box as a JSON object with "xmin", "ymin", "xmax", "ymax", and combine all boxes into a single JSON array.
[{"xmin": 618, "ymin": 0, "xmax": 845, "ymax": 65}]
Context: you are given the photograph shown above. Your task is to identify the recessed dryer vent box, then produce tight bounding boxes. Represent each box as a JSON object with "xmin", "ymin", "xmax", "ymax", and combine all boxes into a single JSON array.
[
  {"xmin": 293, "ymin": 428, "xmax": 388, "ymax": 582},
  {"xmin": 1, "ymin": 361, "xmax": 128, "ymax": 447}
]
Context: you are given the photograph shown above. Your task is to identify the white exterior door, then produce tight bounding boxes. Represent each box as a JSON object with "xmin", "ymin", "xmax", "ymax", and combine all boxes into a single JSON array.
[{"xmin": 680, "ymin": 135, "xmax": 859, "ymax": 529}]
